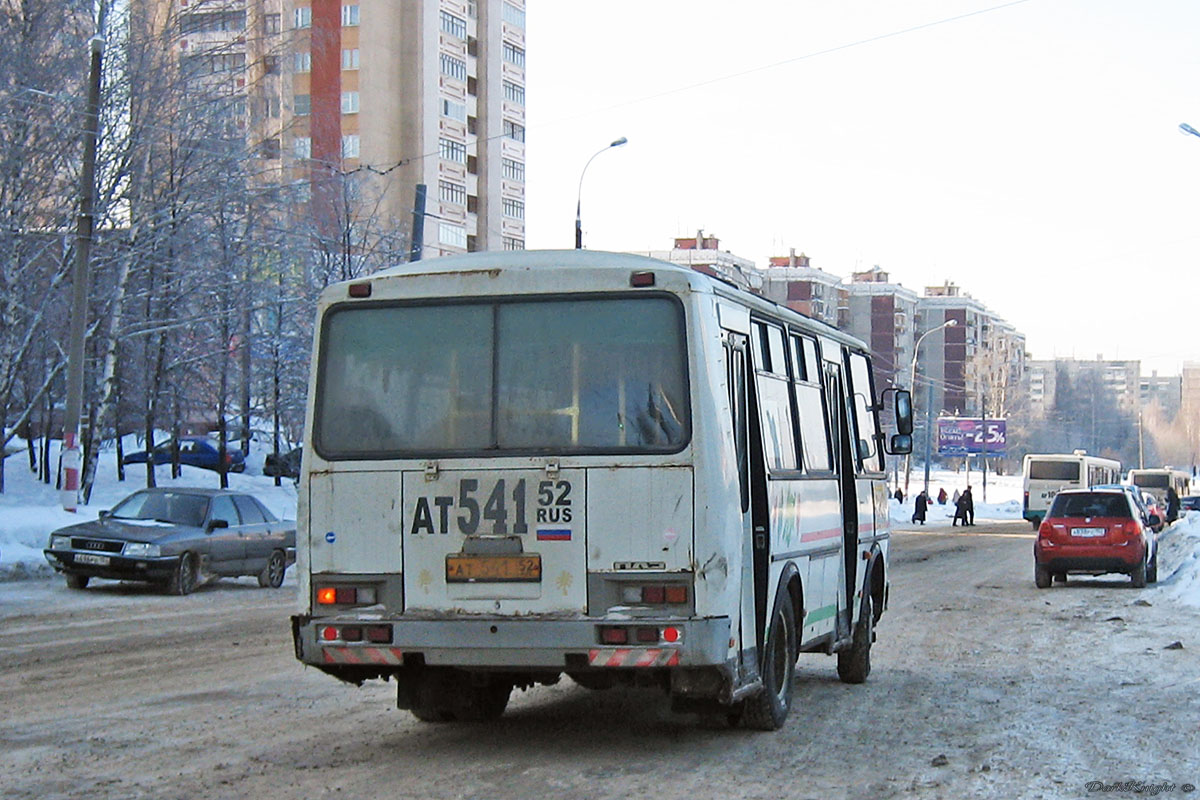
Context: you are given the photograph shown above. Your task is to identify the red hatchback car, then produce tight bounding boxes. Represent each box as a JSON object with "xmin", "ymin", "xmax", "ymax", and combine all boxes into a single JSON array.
[{"xmin": 1034, "ymin": 488, "xmax": 1160, "ymax": 588}]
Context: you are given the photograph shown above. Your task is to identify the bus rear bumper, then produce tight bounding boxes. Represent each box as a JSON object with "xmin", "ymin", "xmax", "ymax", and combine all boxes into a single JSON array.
[{"xmin": 292, "ymin": 614, "xmax": 732, "ymax": 671}]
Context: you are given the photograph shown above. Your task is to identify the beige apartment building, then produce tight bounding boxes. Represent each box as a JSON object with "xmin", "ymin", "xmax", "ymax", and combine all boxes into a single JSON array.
[
  {"xmin": 285, "ymin": 0, "xmax": 526, "ymax": 256},
  {"xmin": 163, "ymin": 0, "xmax": 526, "ymax": 258}
]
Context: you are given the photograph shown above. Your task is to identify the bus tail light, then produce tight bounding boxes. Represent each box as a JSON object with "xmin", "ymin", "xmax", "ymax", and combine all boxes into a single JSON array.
[
  {"xmin": 620, "ymin": 584, "xmax": 689, "ymax": 605},
  {"xmin": 600, "ymin": 626, "xmax": 628, "ymax": 645},
  {"xmin": 316, "ymin": 585, "xmax": 378, "ymax": 605},
  {"xmin": 318, "ymin": 624, "xmax": 392, "ymax": 643}
]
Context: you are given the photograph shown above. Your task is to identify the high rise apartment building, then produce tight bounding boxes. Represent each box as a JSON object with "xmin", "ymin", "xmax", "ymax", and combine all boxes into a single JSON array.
[
  {"xmin": 841, "ymin": 267, "xmax": 919, "ymax": 393},
  {"xmin": 916, "ymin": 282, "xmax": 1025, "ymax": 419},
  {"xmin": 284, "ymin": 0, "xmax": 527, "ymax": 256},
  {"xmin": 158, "ymin": 0, "xmax": 526, "ymax": 258},
  {"xmin": 757, "ymin": 250, "xmax": 844, "ymax": 328}
]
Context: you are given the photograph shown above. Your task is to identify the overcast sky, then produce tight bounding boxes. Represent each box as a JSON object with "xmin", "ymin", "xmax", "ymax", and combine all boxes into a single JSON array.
[{"xmin": 523, "ymin": 0, "xmax": 1200, "ymax": 376}]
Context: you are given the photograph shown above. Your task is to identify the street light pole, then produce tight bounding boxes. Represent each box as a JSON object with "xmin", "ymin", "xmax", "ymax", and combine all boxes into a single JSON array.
[
  {"xmin": 574, "ymin": 137, "xmax": 627, "ymax": 249},
  {"xmin": 61, "ymin": 35, "xmax": 104, "ymax": 512},
  {"xmin": 904, "ymin": 318, "xmax": 958, "ymax": 496}
]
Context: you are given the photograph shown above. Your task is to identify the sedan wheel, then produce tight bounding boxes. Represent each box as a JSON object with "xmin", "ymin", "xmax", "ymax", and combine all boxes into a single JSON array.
[
  {"xmin": 168, "ymin": 552, "xmax": 198, "ymax": 596},
  {"xmin": 65, "ymin": 573, "xmax": 90, "ymax": 590},
  {"xmin": 258, "ymin": 550, "xmax": 287, "ymax": 588}
]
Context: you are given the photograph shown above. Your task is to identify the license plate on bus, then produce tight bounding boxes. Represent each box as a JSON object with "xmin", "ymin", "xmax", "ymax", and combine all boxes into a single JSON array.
[
  {"xmin": 445, "ymin": 554, "xmax": 541, "ymax": 583},
  {"xmin": 75, "ymin": 553, "xmax": 110, "ymax": 566},
  {"xmin": 1070, "ymin": 527, "xmax": 1105, "ymax": 538}
]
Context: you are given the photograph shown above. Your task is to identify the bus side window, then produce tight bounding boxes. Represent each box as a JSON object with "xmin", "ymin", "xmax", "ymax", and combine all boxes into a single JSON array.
[
  {"xmin": 846, "ymin": 352, "xmax": 882, "ymax": 473},
  {"xmin": 791, "ymin": 334, "xmax": 831, "ymax": 472},
  {"xmin": 725, "ymin": 339, "xmax": 750, "ymax": 512}
]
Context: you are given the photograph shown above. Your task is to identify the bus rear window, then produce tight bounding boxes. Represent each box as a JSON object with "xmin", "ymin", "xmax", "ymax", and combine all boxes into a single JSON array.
[
  {"xmin": 1028, "ymin": 461, "xmax": 1079, "ymax": 481},
  {"xmin": 314, "ymin": 296, "xmax": 689, "ymax": 458},
  {"xmin": 1131, "ymin": 474, "xmax": 1169, "ymax": 489}
]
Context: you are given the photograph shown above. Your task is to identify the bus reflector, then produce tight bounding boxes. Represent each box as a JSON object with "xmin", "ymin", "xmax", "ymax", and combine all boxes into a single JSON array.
[
  {"xmin": 664, "ymin": 586, "xmax": 688, "ymax": 604},
  {"xmin": 630, "ymin": 271, "xmax": 656, "ymax": 287},
  {"xmin": 320, "ymin": 626, "xmax": 338, "ymax": 641},
  {"xmin": 663, "ymin": 626, "xmax": 682, "ymax": 643},
  {"xmin": 635, "ymin": 627, "xmax": 658, "ymax": 643},
  {"xmin": 341, "ymin": 626, "xmax": 363, "ymax": 642},
  {"xmin": 642, "ymin": 585, "xmax": 665, "ymax": 604},
  {"xmin": 348, "ymin": 282, "xmax": 372, "ymax": 298},
  {"xmin": 366, "ymin": 625, "xmax": 393, "ymax": 644}
]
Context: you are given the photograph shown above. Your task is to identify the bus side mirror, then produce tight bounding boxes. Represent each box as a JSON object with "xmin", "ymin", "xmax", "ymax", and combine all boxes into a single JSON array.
[
  {"xmin": 894, "ymin": 390, "xmax": 913, "ymax": 435},
  {"xmin": 887, "ymin": 433, "xmax": 913, "ymax": 455}
]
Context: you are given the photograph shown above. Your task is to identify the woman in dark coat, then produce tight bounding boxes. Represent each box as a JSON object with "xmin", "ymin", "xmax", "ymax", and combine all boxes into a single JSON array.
[
  {"xmin": 1166, "ymin": 487, "xmax": 1181, "ymax": 523},
  {"xmin": 911, "ymin": 491, "xmax": 928, "ymax": 525}
]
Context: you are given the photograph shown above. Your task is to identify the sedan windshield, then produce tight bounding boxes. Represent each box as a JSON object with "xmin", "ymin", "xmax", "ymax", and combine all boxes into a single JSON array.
[
  {"xmin": 314, "ymin": 296, "xmax": 689, "ymax": 458},
  {"xmin": 110, "ymin": 491, "xmax": 210, "ymax": 528}
]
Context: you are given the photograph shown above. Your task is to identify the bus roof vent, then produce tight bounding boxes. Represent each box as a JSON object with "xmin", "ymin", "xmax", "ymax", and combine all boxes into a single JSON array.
[{"xmin": 1072, "ymin": 449, "xmax": 1087, "ymax": 455}]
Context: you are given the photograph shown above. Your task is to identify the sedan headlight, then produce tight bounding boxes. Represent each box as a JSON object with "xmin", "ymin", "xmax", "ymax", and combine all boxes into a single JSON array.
[
  {"xmin": 123, "ymin": 542, "xmax": 161, "ymax": 558},
  {"xmin": 49, "ymin": 535, "xmax": 71, "ymax": 550}
]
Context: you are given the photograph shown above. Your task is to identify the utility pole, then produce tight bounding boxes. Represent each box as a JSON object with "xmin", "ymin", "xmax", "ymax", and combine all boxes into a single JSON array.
[
  {"xmin": 409, "ymin": 184, "xmax": 426, "ymax": 262},
  {"xmin": 61, "ymin": 36, "xmax": 104, "ymax": 512}
]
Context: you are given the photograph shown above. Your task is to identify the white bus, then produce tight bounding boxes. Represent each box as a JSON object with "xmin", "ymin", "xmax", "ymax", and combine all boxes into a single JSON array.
[
  {"xmin": 1022, "ymin": 451, "xmax": 1121, "ymax": 528},
  {"xmin": 1126, "ymin": 468, "xmax": 1191, "ymax": 508},
  {"xmin": 290, "ymin": 250, "xmax": 912, "ymax": 730}
]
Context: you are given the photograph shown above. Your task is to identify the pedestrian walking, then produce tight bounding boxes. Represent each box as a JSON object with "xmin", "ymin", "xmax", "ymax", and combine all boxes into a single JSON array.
[
  {"xmin": 1166, "ymin": 486, "xmax": 1181, "ymax": 524},
  {"xmin": 953, "ymin": 489, "xmax": 969, "ymax": 527},
  {"xmin": 894, "ymin": 487, "xmax": 904, "ymax": 504},
  {"xmin": 911, "ymin": 491, "xmax": 928, "ymax": 525},
  {"xmin": 937, "ymin": 487, "xmax": 948, "ymax": 505},
  {"xmin": 963, "ymin": 485, "xmax": 975, "ymax": 526}
]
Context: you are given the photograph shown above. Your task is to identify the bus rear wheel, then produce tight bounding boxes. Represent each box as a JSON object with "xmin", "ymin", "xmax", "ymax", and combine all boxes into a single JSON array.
[{"xmin": 741, "ymin": 598, "xmax": 796, "ymax": 731}]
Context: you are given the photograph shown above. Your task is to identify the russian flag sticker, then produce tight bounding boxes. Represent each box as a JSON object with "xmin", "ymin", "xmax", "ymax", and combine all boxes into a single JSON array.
[{"xmin": 536, "ymin": 528, "xmax": 572, "ymax": 541}]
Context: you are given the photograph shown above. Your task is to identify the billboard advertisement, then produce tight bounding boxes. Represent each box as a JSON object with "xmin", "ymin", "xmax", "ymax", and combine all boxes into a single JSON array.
[{"xmin": 936, "ymin": 417, "xmax": 1007, "ymax": 456}]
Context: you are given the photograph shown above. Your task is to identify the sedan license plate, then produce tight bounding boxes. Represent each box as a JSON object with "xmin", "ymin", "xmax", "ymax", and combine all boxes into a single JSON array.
[
  {"xmin": 446, "ymin": 553, "xmax": 541, "ymax": 583},
  {"xmin": 75, "ymin": 553, "xmax": 111, "ymax": 566},
  {"xmin": 1070, "ymin": 527, "xmax": 1105, "ymax": 538}
]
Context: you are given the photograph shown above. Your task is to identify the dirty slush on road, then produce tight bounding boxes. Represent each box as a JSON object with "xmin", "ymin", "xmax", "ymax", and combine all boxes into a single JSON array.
[{"xmin": 1, "ymin": 522, "xmax": 1198, "ymax": 800}]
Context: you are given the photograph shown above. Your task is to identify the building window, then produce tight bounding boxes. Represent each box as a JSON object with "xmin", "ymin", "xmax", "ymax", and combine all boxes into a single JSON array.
[
  {"xmin": 439, "ymin": 180, "xmax": 466, "ymax": 205},
  {"xmin": 503, "ymin": 198, "xmax": 525, "ymax": 219},
  {"xmin": 503, "ymin": 42, "xmax": 525, "ymax": 67},
  {"xmin": 503, "ymin": 236, "xmax": 525, "ymax": 251},
  {"xmin": 294, "ymin": 137, "xmax": 311, "ymax": 159},
  {"xmin": 341, "ymin": 134, "xmax": 360, "ymax": 159},
  {"xmin": 294, "ymin": 51, "xmax": 311, "ymax": 72},
  {"xmin": 342, "ymin": 48, "xmax": 359, "ymax": 69},
  {"xmin": 440, "ymin": 10, "xmax": 467, "ymax": 39},
  {"xmin": 441, "ymin": 98, "xmax": 467, "ymax": 122},
  {"xmin": 341, "ymin": 91, "xmax": 359, "ymax": 114},
  {"xmin": 439, "ymin": 222, "xmax": 467, "ymax": 248},
  {"xmin": 502, "ymin": 3, "xmax": 525, "ymax": 28},
  {"xmin": 342, "ymin": 5, "xmax": 359, "ymax": 26},
  {"xmin": 262, "ymin": 96, "xmax": 280, "ymax": 119},
  {"xmin": 439, "ymin": 138, "xmax": 467, "ymax": 164},
  {"xmin": 467, "ymin": 1, "xmax": 478, "ymax": 19},
  {"xmin": 503, "ymin": 80, "xmax": 524, "ymax": 105},
  {"xmin": 263, "ymin": 13, "xmax": 281, "ymax": 35},
  {"xmin": 263, "ymin": 55, "xmax": 279, "ymax": 75},
  {"xmin": 502, "ymin": 157, "xmax": 524, "ymax": 181},
  {"xmin": 294, "ymin": 7, "xmax": 311, "ymax": 28},
  {"xmin": 440, "ymin": 53, "xmax": 467, "ymax": 82},
  {"xmin": 467, "ymin": 116, "xmax": 477, "ymax": 135},
  {"xmin": 503, "ymin": 119, "xmax": 525, "ymax": 142},
  {"xmin": 180, "ymin": 10, "xmax": 246, "ymax": 34},
  {"xmin": 467, "ymin": 195, "xmax": 478, "ymax": 213},
  {"xmin": 467, "ymin": 154, "xmax": 478, "ymax": 174},
  {"xmin": 294, "ymin": 94, "xmax": 310, "ymax": 115}
]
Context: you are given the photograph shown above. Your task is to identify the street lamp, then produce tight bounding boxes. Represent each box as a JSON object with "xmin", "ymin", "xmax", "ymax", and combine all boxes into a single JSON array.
[
  {"xmin": 575, "ymin": 136, "xmax": 627, "ymax": 249},
  {"xmin": 904, "ymin": 318, "xmax": 958, "ymax": 497}
]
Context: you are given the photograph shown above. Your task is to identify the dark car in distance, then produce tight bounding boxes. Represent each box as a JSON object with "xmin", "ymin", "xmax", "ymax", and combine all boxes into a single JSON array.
[
  {"xmin": 1180, "ymin": 495, "xmax": 1200, "ymax": 513},
  {"xmin": 263, "ymin": 447, "xmax": 302, "ymax": 480},
  {"xmin": 122, "ymin": 437, "xmax": 246, "ymax": 473},
  {"xmin": 44, "ymin": 488, "xmax": 295, "ymax": 594}
]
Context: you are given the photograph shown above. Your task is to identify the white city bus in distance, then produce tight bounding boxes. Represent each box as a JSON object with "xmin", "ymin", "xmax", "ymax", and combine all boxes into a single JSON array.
[
  {"xmin": 1126, "ymin": 468, "xmax": 1191, "ymax": 508},
  {"xmin": 291, "ymin": 250, "xmax": 912, "ymax": 730},
  {"xmin": 1022, "ymin": 451, "xmax": 1121, "ymax": 528}
]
